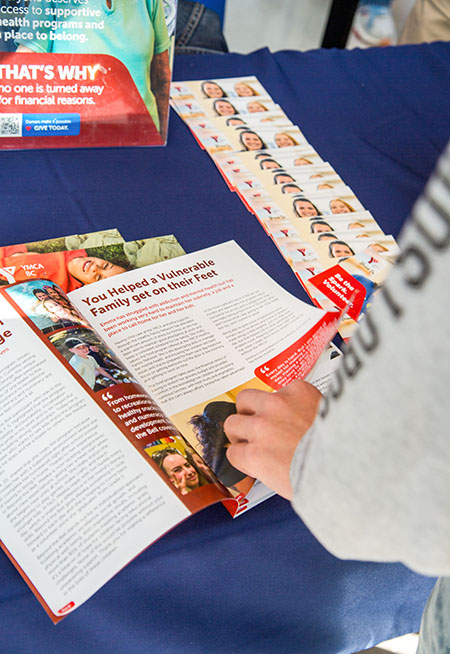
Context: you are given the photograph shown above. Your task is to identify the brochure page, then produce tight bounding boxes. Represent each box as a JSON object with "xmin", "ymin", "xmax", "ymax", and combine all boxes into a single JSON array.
[
  {"xmin": 0, "ymin": 234, "xmax": 185, "ymax": 290},
  {"xmin": 0, "ymin": 280, "xmax": 230, "ymax": 622},
  {"xmin": 69, "ymin": 241, "xmax": 341, "ymax": 504}
]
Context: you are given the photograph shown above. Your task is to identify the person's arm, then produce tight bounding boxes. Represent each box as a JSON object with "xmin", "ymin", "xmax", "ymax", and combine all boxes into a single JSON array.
[
  {"xmin": 150, "ymin": 50, "xmax": 171, "ymax": 139},
  {"xmin": 225, "ymin": 141, "xmax": 450, "ymax": 577},
  {"xmin": 95, "ymin": 366, "xmax": 119, "ymax": 384}
]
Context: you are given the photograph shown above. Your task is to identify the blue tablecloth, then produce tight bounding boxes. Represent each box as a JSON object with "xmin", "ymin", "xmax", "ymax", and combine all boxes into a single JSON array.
[{"xmin": 1, "ymin": 43, "xmax": 449, "ymax": 654}]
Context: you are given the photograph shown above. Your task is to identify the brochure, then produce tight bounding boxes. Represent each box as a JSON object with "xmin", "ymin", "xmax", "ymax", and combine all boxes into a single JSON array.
[
  {"xmin": 0, "ymin": 234, "xmax": 185, "ymax": 290},
  {"xmin": 0, "ymin": 240, "xmax": 342, "ymax": 622},
  {"xmin": 171, "ymin": 74, "xmax": 403, "ymax": 333},
  {"xmin": 0, "ymin": 0, "xmax": 177, "ymax": 149}
]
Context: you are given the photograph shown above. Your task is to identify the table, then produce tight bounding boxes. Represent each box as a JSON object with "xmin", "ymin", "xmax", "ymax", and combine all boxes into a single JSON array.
[{"xmin": 1, "ymin": 43, "xmax": 449, "ymax": 654}]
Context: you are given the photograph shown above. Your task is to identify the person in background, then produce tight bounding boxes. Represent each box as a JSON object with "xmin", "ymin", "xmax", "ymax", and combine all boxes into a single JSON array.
[
  {"xmin": 399, "ymin": 0, "xmax": 450, "ymax": 43},
  {"xmin": 348, "ymin": 0, "xmax": 450, "ymax": 49},
  {"xmin": 42, "ymin": 298, "xmax": 90, "ymax": 328},
  {"xmin": 175, "ymin": 0, "xmax": 229, "ymax": 55},
  {"xmin": 87, "ymin": 344, "xmax": 116, "ymax": 370},
  {"xmin": 347, "ymin": 0, "xmax": 397, "ymax": 48}
]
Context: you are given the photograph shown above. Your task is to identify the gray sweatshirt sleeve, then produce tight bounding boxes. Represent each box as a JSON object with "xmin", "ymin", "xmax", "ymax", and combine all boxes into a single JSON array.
[{"xmin": 290, "ymin": 142, "xmax": 450, "ymax": 577}]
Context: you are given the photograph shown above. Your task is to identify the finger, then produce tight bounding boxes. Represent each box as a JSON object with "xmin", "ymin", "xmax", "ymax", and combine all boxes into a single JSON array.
[
  {"xmin": 223, "ymin": 413, "xmax": 257, "ymax": 443},
  {"xmin": 234, "ymin": 388, "xmax": 272, "ymax": 415},
  {"xmin": 281, "ymin": 378, "xmax": 322, "ymax": 403},
  {"xmin": 226, "ymin": 442, "xmax": 254, "ymax": 477}
]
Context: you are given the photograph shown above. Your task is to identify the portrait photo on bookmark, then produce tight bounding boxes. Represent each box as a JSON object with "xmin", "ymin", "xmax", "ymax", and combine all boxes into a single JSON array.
[
  {"xmin": 176, "ymin": 76, "xmax": 272, "ymax": 102},
  {"xmin": 284, "ymin": 191, "xmax": 366, "ymax": 224},
  {"xmin": 211, "ymin": 111, "xmax": 293, "ymax": 132},
  {"xmin": 314, "ymin": 234, "xmax": 399, "ymax": 268},
  {"xmin": 228, "ymin": 126, "xmax": 307, "ymax": 153},
  {"xmin": 238, "ymin": 146, "xmax": 324, "ymax": 172},
  {"xmin": 201, "ymin": 96, "xmax": 281, "ymax": 119},
  {"xmin": 292, "ymin": 211, "xmax": 383, "ymax": 242}
]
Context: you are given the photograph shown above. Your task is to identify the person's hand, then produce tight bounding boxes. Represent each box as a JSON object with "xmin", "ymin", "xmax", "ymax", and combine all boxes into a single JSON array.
[
  {"xmin": 173, "ymin": 475, "xmax": 189, "ymax": 495},
  {"xmin": 224, "ymin": 379, "xmax": 322, "ymax": 500}
]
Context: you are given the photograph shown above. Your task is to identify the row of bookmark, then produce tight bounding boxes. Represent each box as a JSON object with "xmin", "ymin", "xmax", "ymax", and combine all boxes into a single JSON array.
[{"xmin": 170, "ymin": 75, "xmax": 400, "ymax": 338}]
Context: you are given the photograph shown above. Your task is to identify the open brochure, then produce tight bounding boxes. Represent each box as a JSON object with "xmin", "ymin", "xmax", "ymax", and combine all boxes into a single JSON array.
[
  {"xmin": 0, "ymin": 241, "xmax": 341, "ymax": 622},
  {"xmin": 0, "ymin": 0, "xmax": 177, "ymax": 148}
]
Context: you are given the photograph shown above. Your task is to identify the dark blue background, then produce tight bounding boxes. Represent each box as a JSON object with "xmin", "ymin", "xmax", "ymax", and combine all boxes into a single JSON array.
[{"xmin": 0, "ymin": 43, "xmax": 449, "ymax": 653}]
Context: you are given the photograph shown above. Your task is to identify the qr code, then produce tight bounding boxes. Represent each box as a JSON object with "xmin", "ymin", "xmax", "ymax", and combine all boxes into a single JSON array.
[{"xmin": 0, "ymin": 114, "xmax": 22, "ymax": 137}]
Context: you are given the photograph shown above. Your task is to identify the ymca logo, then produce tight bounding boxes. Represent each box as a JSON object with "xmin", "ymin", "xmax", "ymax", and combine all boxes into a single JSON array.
[{"xmin": 0, "ymin": 267, "xmax": 16, "ymax": 284}]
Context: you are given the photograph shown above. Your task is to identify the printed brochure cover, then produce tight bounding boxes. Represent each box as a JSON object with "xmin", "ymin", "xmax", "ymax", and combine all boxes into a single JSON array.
[{"xmin": 0, "ymin": 0, "xmax": 177, "ymax": 149}]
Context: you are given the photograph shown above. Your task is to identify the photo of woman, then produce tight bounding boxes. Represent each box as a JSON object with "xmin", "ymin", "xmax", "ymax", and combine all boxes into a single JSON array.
[
  {"xmin": 201, "ymin": 80, "xmax": 227, "ymax": 98},
  {"xmin": 293, "ymin": 198, "xmax": 321, "ymax": 218},
  {"xmin": 328, "ymin": 240, "xmax": 355, "ymax": 259},
  {"xmin": 147, "ymin": 435, "xmax": 217, "ymax": 495},
  {"xmin": 234, "ymin": 81, "xmax": 258, "ymax": 96},
  {"xmin": 0, "ymin": 237, "xmax": 184, "ymax": 292},
  {"xmin": 274, "ymin": 132, "xmax": 299, "ymax": 148},
  {"xmin": 247, "ymin": 100, "xmax": 269, "ymax": 112},
  {"xmin": 310, "ymin": 220, "xmax": 334, "ymax": 233},
  {"xmin": 239, "ymin": 129, "xmax": 268, "ymax": 151},
  {"xmin": 0, "ymin": 248, "xmax": 125, "ymax": 293},
  {"xmin": 330, "ymin": 198, "xmax": 356, "ymax": 214},
  {"xmin": 259, "ymin": 158, "xmax": 282, "ymax": 170},
  {"xmin": 213, "ymin": 99, "xmax": 238, "ymax": 115},
  {"xmin": 152, "ymin": 447, "xmax": 206, "ymax": 494}
]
